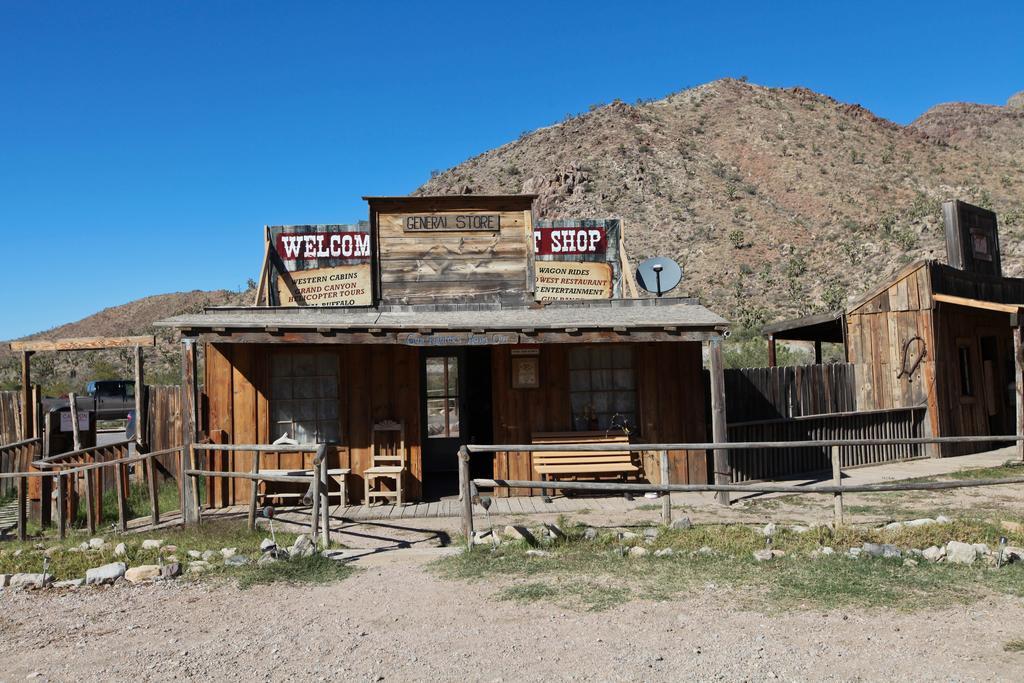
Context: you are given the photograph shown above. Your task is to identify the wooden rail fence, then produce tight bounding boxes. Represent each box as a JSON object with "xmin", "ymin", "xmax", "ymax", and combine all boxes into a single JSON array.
[
  {"xmin": 0, "ymin": 438, "xmax": 39, "ymax": 499},
  {"xmin": 460, "ymin": 434, "xmax": 1024, "ymax": 544}
]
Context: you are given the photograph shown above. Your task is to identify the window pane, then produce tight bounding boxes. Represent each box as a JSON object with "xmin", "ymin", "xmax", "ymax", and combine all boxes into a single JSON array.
[
  {"xmin": 271, "ymin": 355, "xmax": 291, "ymax": 376},
  {"xmin": 271, "ymin": 377, "xmax": 292, "ymax": 400},
  {"xmin": 426, "ymin": 358, "xmax": 446, "ymax": 398},
  {"xmin": 569, "ymin": 347, "xmax": 588, "ymax": 370},
  {"xmin": 569, "ymin": 369, "xmax": 591, "ymax": 391},
  {"xmin": 318, "ymin": 400, "xmax": 338, "ymax": 420},
  {"xmin": 294, "ymin": 401, "xmax": 316, "ymax": 420},
  {"xmin": 320, "ymin": 376, "xmax": 338, "ymax": 399},
  {"xmin": 294, "ymin": 421, "xmax": 316, "ymax": 442},
  {"xmin": 294, "ymin": 377, "xmax": 317, "ymax": 400},
  {"xmin": 591, "ymin": 392, "xmax": 610, "ymax": 413},
  {"xmin": 271, "ymin": 422, "xmax": 291, "ymax": 441},
  {"xmin": 592, "ymin": 347, "xmax": 611, "ymax": 369},
  {"xmin": 611, "ymin": 347, "xmax": 633, "ymax": 369},
  {"xmin": 592, "ymin": 370, "xmax": 612, "ymax": 391},
  {"xmin": 271, "ymin": 400, "xmax": 291, "ymax": 422},
  {"xmin": 614, "ymin": 391, "xmax": 636, "ymax": 412},
  {"xmin": 426, "ymin": 398, "xmax": 448, "ymax": 438},
  {"xmin": 321, "ymin": 421, "xmax": 340, "ymax": 442},
  {"xmin": 613, "ymin": 369, "xmax": 635, "ymax": 390},
  {"xmin": 446, "ymin": 357, "xmax": 459, "ymax": 396},
  {"xmin": 293, "ymin": 353, "xmax": 316, "ymax": 376},
  {"xmin": 316, "ymin": 353, "xmax": 336, "ymax": 376},
  {"xmin": 570, "ymin": 392, "xmax": 590, "ymax": 413}
]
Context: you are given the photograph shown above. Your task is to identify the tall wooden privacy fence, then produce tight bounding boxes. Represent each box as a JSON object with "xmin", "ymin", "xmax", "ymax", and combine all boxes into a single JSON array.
[
  {"xmin": 145, "ymin": 385, "xmax": 183, "ymax": 482},
  {"xmin": 712, "ymin": 363, "xmax": 856, "ymax": 423},
  {"xmin": 0, "ymin": 438, "xmax": 38, "ymax": 498},
  {"xmin": 0, "ymin": 391, "xmax": 24, "ymax": 447},
  {"xmin": 727, "ymin": 406, "xmax": 928, "ymax": 482}
]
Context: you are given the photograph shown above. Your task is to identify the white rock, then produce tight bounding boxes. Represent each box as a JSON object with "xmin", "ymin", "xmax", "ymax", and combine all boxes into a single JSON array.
[
  {"xmin": 654, "ymin": 548, "xmax": 675, "ymax": 557},
  {"xmin": 753, "ymin": 549, "xmax": 774, "ymax": 562},
  {"xmin": 670, "ymin": 517, "xmax": 692, "ymax": 530},
  {"xmin": 525, "ymin": 549, "xmax": 551, "ymax": 557},
  {"xmin": 85, "ymin": 562, "xmax": 127, "ymax": 585},
  {"xmin": 1004, "ymin": 546, "xmax": 1024, "ymax": 562},
  {"xmin": 88, "ymin": 538, "xmax": 105, "ymax": 550},
  {"xmin": 903, "ymin": 558, "xmax": 919, "ymax": 567},
  {"xmin": 922, "ymin": 546, "xmax": 945, "ymax": 562},
  {"xmin": 936, "ymin": 515, "xmax": 951, "ymax": 524},
  {"xmin": 113, "ymin": 543, "xmax": 127, "ymax": 557},
  {"xmin": 945, "ymin": 541, "xmax": 977, "ymax": 565},
  {"xmin": 187, "ymin": 550, "xmax": 203, "ymax": 559},
  {"xmin": 52, "ymin": 578, "xmax": 84, "ymax": 589},
  {"xmin": 762, "ymin": 523, "xmax": 777, "ymax": 538},
  {"xmin": 289, "ymin": 535, "xmax": 314, "ymax": 558},
  {"xmin": 220, "ymin": 547, "xmax": 237, "ymax": 559},
  {"xmin": 141, "ymin": 539, "xmax": 164, "ymax": 550},
  {"xmin": 540, "ymin": 523, "xmax": 565, "ymax": 539},
  {"xmin": 124, "ymin": 565, "xmax": 161, "ymax": 584},
  {"xmin": 224, "ymin": 555, "xmax": 249, "ymax": 567},
  {"xmin": 904, "ymin": 518, "xmax": 936, "ymax": 528},
  {"xmin": 972, "ymin": 543, "xmax": 991, "ymax": 556},
  {"xmin": 884, "ymin": 522, "xmax": 905, "ymax": 531},
  {"xmin": 260, "ymin": 538, "xmax": 277, "ymax": 552},
  {"xmin": 628, "ymin": 546, "xmax": 649, "ymax": 557},
  {"xmin": 9, "ymin": 573, "xmax": 53, "ymax": 589},
  {"xmin": 187, "ymin": 561, "xmax": 210, "ymax": 574},
  {"xmin": 201, "ymin": 550, "xmax": 216, "ymax": 562}
]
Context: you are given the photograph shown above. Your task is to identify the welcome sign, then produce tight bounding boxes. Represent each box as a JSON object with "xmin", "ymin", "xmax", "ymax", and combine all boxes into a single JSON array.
[
  {"xmin": 533, "ymin": 219, "xmax": 622, "ymax": 301},
  {"xmin": 268, "ymin": 224, "xmax": 374, "ymax": 307}
]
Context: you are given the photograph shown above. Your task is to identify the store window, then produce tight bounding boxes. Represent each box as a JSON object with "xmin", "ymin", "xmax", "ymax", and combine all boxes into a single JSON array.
[
  {"xmin": 569, "ymin": 346, "xmax": 636, "ymax": 432},
  {"xmin": 270, "ymin": 351, "xmax": 340, "ymax": 442}
]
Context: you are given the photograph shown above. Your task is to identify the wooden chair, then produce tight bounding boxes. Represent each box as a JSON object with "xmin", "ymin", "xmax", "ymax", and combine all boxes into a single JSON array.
[{"xmin": 364, "ymin": 420, "xmax": 407, "ymax": 505}]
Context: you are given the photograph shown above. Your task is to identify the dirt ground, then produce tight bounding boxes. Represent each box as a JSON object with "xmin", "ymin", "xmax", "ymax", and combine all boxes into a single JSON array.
[{"xmin": 1, "ymin": 544, "xmax": 1023, "ymax": 683}]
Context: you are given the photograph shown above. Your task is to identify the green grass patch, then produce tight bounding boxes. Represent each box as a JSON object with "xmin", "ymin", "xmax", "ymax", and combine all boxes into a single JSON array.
[
  {"xmin": 434, "ymin": 518, "xmax": 1024, "ymax": 613},
  {"xmin": 232, "ymin": 554, "xmax": 354, "ymax": 589},
  {"xmin": 1005, "ymin": 638, "xmax": 1024, "ymax": 653}
]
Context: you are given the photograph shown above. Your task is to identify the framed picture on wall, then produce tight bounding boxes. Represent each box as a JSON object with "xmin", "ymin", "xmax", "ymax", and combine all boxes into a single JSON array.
[{"xmin": 511, "ymin": 356, "xmax": 540, "ymax": 389}]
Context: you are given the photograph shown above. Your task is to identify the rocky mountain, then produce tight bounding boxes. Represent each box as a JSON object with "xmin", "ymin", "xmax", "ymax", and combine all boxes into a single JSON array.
[
  {"xmin": 6, "ymin": 79, "xmax": 1024, "ymax": 390},
  {"xmin": 0, "ymin": 289, "xmax": 252, "ymax": 394},
  {"xmin": 417, "ymin": 79, "xmax": 1024, "ymax": 331}
]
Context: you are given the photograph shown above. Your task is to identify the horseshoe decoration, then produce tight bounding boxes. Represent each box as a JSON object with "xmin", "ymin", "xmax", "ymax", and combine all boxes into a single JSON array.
[{"xmin": 896, "ymin": 335, "xmax": 927, "ymax": 380}]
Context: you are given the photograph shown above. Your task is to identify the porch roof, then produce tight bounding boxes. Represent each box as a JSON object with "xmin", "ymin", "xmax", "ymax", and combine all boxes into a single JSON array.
[
  {"xmin": 761, "ymin": 311, "xmax": 844, "ymax": 343},
  {"xmin": 155, "ymin": 297, "xmax": 728, "ymax": 343}
]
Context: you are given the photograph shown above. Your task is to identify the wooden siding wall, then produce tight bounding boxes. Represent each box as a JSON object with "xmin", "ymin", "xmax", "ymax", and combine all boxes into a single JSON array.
[
  {"xmin": 373, "ymin": 198, "xmax": 533, "ymax": 304},
  {"xmin": 716, "ymin": 364, "xmax": 855, "ymax": 423},
  {"xmin": 490, "ymin": 342, "xmax": 709, "ymax": 495},
  {"xmin": 932, "ymin": 305, "xmax": 1015, "ymax": 457},
  {"xmin": 846, "ymin": 264, "xmax": 933, "ymax": 415},
  {"xmin": 203, "ymin": 343, "xmax": 422, "ymax": 507}
]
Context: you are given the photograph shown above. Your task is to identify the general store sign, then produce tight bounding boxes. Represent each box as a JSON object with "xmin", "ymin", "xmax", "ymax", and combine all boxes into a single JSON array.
[
  {"xmin": 533, "ymin": 219, "xmax": 621, "ymax": 301},
  {"xmin": 399, "ymin": 332, "xmax": 520, "ymax": 346},
  {"xmin": 403, "ymin": 214, "xmax": 500, "ymax": 232},
  {"xmin": 267, "ymin": 224, "xmax": 374, "ymax": 308}
]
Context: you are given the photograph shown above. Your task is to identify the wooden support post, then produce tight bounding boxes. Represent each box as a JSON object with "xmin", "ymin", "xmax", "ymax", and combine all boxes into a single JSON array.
[
  {"xmin": 17, "ymin": 475, "xmax": 27, "ymax": 541},
  {"xmin": 831, "ymin": 445, "xmax": 844, "ymax": 527},
  {"xmin": 458, "ymin": 446, "xmax": 474, "ymax": 545},
  {"xmin": 1015, "ymin": 311, "xmax": 1023, "ymax": 462},
  {"xmin": 68, "ymin": 392, "xmax": 82, "ymax": 452},
  {"xmin": 181, "ymin": 339, "xmax": 199, "ymax": 524},
  {"xmin": 767, "ymin": 334, "xmax": 777, "ymax": 368},
  {"xmin": 147, "ymin": 453, "xmax": 160, "ymax": 526},
  {"xmin": 84, "ymin": 469, "xmax": 96, "ymax": 534},
  {"xmin": 115, "ymin": 462, "xmax": 128, "ymax": 532},
  {"xmin": 708, "ymin": 336, "xmax": 730, "ymax": 506},
  {"xmin": 310, "ymin": 448, "xmax": 322, "ymax": 542},
  {"xmin": 320, "ymin": 454, "xmax": 330, "ymax": 548},
  {"xmin": 21, "ymin": 351, "xmax": 32, "ymax": 442},
  {"xmin": 134, "ymin": 345, "xmax": 146, "ymax": 449},
  {"xmin": 659, "ymin": 450, "xmax": 671, "ymax": 526},
  {"xmin": 40, "ymin": 411, "xmax": 52, "ymax": 528},
  {"xmin": 56, "ymin": 472, "xmax": 67, "ymax": 540},
  {"xmin": 247, "ymin": 451, "xmax": 260, "ymax": 531}
]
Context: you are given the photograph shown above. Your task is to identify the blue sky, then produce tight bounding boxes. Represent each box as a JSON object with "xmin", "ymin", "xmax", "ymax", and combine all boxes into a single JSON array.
[{"xmin": 1, "ymin": 1, "xmax": 1021, "ymax": 339}]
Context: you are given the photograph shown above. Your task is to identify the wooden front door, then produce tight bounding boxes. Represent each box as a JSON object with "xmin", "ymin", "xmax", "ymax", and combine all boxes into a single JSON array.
[{"xmin": 421, "ymin": 351, "xmax": 466, "ymax": 499}]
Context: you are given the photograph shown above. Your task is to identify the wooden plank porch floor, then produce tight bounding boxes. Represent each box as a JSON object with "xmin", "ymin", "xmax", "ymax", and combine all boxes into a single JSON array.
[{"xmin": 329, "ymin": 493, "xmax": 649, "ymax": 521}]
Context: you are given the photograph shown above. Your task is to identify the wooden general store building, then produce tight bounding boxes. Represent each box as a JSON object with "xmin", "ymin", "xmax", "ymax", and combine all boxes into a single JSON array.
[{"xmin": 158, "ymin": 195, "xmax": 730, "ymax": 505}]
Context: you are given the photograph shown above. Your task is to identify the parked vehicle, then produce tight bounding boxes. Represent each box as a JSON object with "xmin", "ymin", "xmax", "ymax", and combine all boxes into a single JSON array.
[{"xmin": 42, "ymin": 379, "xmax": 136, "ymax": 421}]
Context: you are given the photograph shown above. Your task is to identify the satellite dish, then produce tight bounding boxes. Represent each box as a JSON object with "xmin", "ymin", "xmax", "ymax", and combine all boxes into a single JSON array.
[{"xmin": 636, "ymin": 257, "xmax": 682, "ymax": 297}]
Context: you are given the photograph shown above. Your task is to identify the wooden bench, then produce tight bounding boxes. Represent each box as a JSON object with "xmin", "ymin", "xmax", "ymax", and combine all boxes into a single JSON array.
[
  {"xmin": 257, "ymin": 468, "xmax": 351, "ymax": 505},
  {"xmin": 531, "ymin": 431, "xmax": 640, "ymax": 482}
]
